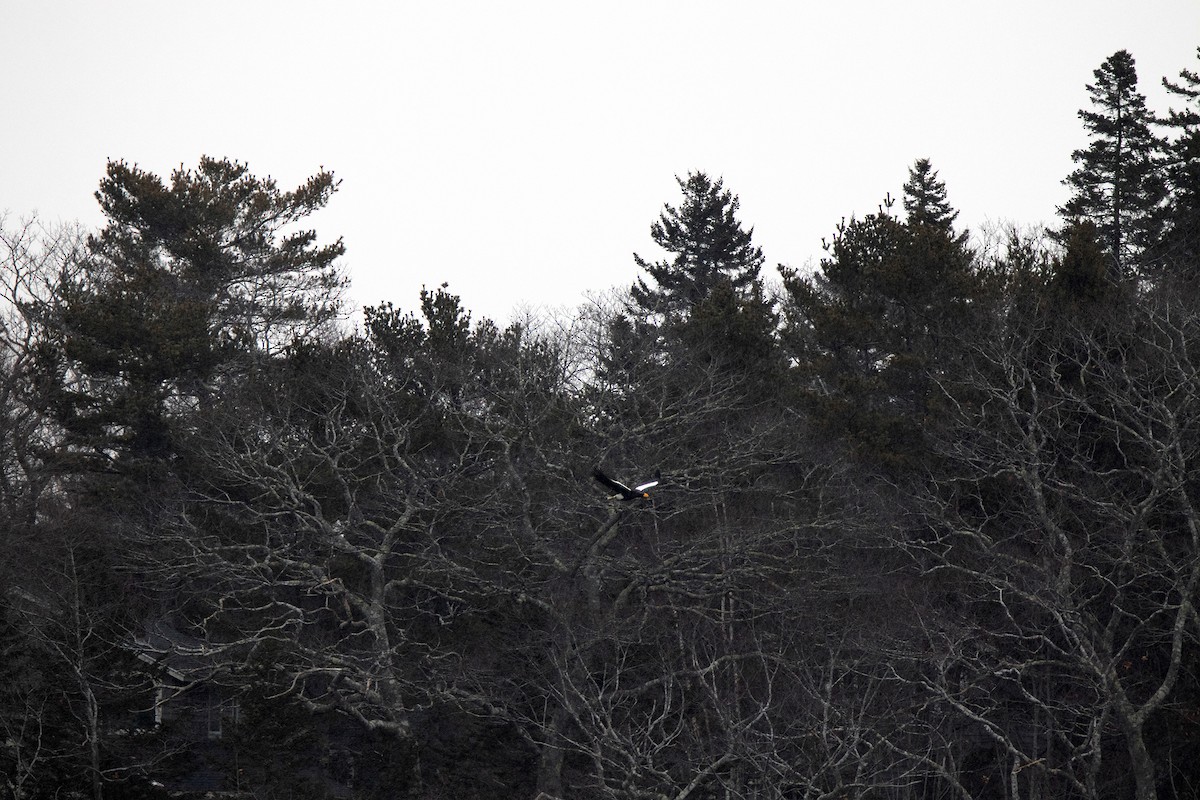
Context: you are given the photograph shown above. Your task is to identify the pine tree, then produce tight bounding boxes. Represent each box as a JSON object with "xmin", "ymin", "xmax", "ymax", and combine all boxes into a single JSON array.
[
  {"xmin": 1058, "ymin": 50, "xmax": 1167, "ymax": 280},
  {"xmin": 43, "ymin": 157, "xmax": 346, "ymax": 473},
  {"xmin": 631, "ymin": 172, "xmax": 765, "ymax": 319},
  {"xmin": 88, "ymin": 157, "xmax": 346, "ymax": 352},
  {"xmin": 784, "ymin": 163, "xmax": 976, "ymax": 471},
  {"xmin": 783, "ymin": 210, "xmax": 917, "ymax": 467}
]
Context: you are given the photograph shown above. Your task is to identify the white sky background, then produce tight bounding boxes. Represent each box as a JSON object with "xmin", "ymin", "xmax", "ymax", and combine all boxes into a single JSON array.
[{"xmin": 3, "ymin": 1, "xmax": 1198, "ymax": 326}]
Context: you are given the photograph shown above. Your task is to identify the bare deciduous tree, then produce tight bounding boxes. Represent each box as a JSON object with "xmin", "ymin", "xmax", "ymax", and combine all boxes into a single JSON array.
[
  {"xmin": 913, "ymin": 297, "xmax": 1200, "ymax": 800},
  {"xmin": 0, "ymin": 215, "xmax": 84, "ymax": 524}
]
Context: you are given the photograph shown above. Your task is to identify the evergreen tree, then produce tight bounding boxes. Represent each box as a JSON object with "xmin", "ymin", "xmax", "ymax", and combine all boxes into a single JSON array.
[
  {"xmin": 674, "ymin": 278, "xmax": 780, "ymax": 382},
  {"xmin": 902, "ymin": 157, "xmax": 962, "ymax": 236},
  {"xmin": 1154, "ymin": 47, "xmax": 1200, "ymax": 280},
  {"xmin": 784, "ymin": 162, "xmax": 976, "ymax": 471},
  {"xmin": 631, "ymin": 172, "xmax": 765, "ymax": 319},
  {"xmin": 1058, "ymin": 50, "xmax": 1167, "ymax": 280},
  {"xmin": 88, "ymin": 156, "xmax": 346, "ymax": 352},
  {"xmin": 628, "ymin": 172, "xmax": 778, "ymax": 377},
  {"xmin": 42, "ymin": 157, "xmax": 346, "ymax": 475},
  {"xmin": 783, "ymin": 210, "xmax": 917, "ymax": 467},
  {"xmin": 1049, "ymin": 220, "xmax": 1117, "ymax": 309}
]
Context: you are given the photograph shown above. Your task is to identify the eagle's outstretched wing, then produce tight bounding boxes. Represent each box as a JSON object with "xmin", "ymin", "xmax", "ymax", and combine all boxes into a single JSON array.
[
  {"xmin": 634, "ymin": 470, "xmax": 661, "ymax": 492},
  {"xmin": 592, "ymin": 468, "xmax": 633, "ymax": 496}
]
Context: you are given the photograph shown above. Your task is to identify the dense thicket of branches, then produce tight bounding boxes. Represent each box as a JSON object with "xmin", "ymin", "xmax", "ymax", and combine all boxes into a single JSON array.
[{"xmin": 3, "ymin": 47, "xmax": 1200, "ymax": 800}]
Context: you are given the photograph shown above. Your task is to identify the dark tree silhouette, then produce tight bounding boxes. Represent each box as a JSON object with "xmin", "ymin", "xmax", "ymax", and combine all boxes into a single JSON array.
[
  {"xmin": 1059, "ymin": 50, "xmax": 1167, "ymax": 280},
  {"xmin": 631, "ymin": 172, "xmax": 765, "ymax": 319}
]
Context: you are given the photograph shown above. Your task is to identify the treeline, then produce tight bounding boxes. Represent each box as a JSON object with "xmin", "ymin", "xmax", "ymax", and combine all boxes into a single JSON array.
[{"xmin": 2, "ymin": 47, "xmax": 1199, "ymax": 800}]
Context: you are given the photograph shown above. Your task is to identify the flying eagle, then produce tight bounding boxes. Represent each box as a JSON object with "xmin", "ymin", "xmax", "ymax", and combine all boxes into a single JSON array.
[{"xmin": 592, "ymin": 468, "xmax": 660, "ymax": 501}]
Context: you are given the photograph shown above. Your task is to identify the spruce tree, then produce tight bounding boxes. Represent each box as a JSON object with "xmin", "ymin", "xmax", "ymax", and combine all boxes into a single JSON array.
[
  {"xmin": 1058, "ymin": 50, "xmax": 1167, "ymax": 280},
  {"xmin": 621, "ymin": 170, "xmax": 780, "ymax": 396},
  {"xmin": 1154, "ymin": 47, "xmax": 1200, "ymax": 280},
  {"xmin": 631, "ymin": 172, "xmax": 765, "ymax": 319},
  {"xmin": 902, "ymin": 157, "xmax": 962, "ymax": 236}
]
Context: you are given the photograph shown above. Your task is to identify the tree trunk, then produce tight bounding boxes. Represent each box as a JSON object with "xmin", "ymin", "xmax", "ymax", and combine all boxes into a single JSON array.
[
  {"xmin": 83, "ymin": 681, "xmax": 103, "ymax": 800},
  {"xmin": 535, "ymin": 706, "xmax": 569, "ymax": 800},
  {"xmin": 1122, "ymin": 719, "xmax": 1158, "ymax": 800}
]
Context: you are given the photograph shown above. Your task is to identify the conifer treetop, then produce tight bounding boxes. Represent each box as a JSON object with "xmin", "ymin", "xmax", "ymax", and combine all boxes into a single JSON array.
[
  {"xmin": 902, "ymin": 158, "xmax": 960, "ymax": 234},
  {"xmin": 631, "ymin": 172, "xmax": 764, "ymax": 318}
]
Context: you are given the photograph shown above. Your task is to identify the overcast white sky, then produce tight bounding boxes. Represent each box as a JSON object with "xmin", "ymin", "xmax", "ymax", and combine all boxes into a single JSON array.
[{"xmin": 3, "ymin": 2, "xmax": 1198, "ymax": 324}]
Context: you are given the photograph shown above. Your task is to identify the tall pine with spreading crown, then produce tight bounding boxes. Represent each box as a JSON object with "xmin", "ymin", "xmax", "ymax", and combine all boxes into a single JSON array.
[
  {"xmin": 1059, "ymin": 50, "xmax": 1167, "ymax": 281},
  {"xmin": 44, "ymin": 157, "xmax": 346, "ymax": 474}
]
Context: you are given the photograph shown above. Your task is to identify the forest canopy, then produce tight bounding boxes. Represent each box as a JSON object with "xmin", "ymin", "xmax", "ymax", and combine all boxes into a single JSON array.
[{"xmin": 3, "ymin": 47, "xmax": 1200, "ymax": 800}]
